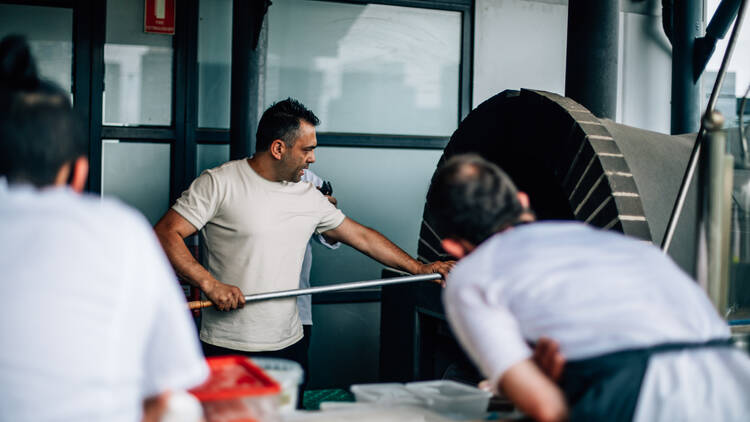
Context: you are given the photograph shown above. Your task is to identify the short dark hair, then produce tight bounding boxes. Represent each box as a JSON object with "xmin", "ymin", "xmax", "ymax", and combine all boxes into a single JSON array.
[
  {"xmin": 0, "ymin": 35, "xmax": 84, "ymax": 187},
  {"xmin": 255, "ymin": 98, "xmax": 319, "ymax": 152},
  {"xmin": 426, "ymin": 154, "xmax": 526, "ymax": 245}
]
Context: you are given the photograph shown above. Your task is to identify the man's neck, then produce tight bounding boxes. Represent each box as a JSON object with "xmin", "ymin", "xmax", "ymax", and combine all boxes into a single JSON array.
[{"xmin": 247, "ymin": 154, "xmax": 284, "ymax": 182}]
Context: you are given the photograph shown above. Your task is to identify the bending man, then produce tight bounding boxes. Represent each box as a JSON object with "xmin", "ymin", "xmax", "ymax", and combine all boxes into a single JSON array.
[{"xmin": 426, "ymin": 153, "xmax": 750, "ymax": 422}]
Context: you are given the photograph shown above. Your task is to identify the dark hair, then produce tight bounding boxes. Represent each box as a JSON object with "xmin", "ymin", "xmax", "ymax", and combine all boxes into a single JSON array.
[
  {"xmin": 255, "ymin": 98, "xmax": 319, "ymax": 152},
  {"xmin": 426, "ymin": 154, "xmax": 526, "ymax": 245},
  {"xmin": 0, "ymin": 35, "xmax": 84, "ymax": 187}
]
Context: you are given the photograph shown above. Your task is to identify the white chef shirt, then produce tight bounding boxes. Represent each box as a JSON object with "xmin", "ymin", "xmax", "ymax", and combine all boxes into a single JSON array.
[
  {"xmin": 0, "ymin": 183, "xmax": 208, "ymax": 422},
  {"xmin": 444, "ymin": 221, "xmax": 750, "ymax": 421}
]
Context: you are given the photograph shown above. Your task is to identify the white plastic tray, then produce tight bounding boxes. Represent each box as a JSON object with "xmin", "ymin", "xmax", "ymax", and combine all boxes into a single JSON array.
[
  {"xmin": 350, "ymin": 383, "xmax": 425, "ymax": 406},
  {"xmin": 350, "ymin": 380, "xmax": 491, "ymax": 419},
  {"xmin": 405, "ymin": 380, "xmax": 491, "ymax": 419}
]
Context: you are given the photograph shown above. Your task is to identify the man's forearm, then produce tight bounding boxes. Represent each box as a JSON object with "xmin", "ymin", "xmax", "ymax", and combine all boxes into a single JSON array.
[
  {"xmin": 346, "ymin": 225, "xmax": 421, "ymax": 274},
  {"xmin": 323, "ymin": 217, "xmax": 453, "ymax": 278},
  {"xmin": 156, "ymin": 231, "xmax": 217, "ymax": 291},
  {"xmin": 154, "ymin": 210, "xmax": 245, "ymax": 310},
  {"xmin": 500, "ymin": 360, "xmax": 568, "ymax": 422}
]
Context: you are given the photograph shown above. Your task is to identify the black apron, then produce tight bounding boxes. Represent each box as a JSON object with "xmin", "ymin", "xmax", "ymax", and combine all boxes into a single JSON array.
[{"xmin": 558, "ymin": 338, "xmax": 733, "ymax": 422}]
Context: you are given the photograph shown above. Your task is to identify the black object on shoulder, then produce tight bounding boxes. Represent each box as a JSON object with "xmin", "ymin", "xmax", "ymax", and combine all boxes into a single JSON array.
[{"xmin": 319, "ymin": 180, "xmax": 333, "ymax": 196}]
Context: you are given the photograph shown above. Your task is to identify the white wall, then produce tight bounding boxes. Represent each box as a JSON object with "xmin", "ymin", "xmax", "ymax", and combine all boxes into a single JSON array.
[{"xmin": 474, "ymin": 0, "xmax": 673, "ymax": 134}]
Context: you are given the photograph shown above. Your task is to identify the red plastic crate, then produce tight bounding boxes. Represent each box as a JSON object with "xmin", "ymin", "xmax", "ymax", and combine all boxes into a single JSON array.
[{"xmin": 190, "ymin": 356, "xmax": 281, "ymax": 422}]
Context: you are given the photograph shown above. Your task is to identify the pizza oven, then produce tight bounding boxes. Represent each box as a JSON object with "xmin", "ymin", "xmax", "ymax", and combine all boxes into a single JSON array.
[{"xmin": 380, "ymin": 89, "xmax": 701, "ymax": 382}]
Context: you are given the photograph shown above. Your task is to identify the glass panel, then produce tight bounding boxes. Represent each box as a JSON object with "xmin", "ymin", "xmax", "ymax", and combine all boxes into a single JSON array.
[
  {"xmin": 0, "ymin": 5, "xmax": 73, "ymax": 99},
  {"xmin": 266, "ymin": 0, "xmax": 461, "ymax": 137},
  {"xmin": 101, "ymin": 140, "xmax": 171, "ymax": 225},
  {"xmin": 729, "ymin": 167, "xmax": 750, "ymax": 324},
  {"xmin": 198, "ymin": 0, "xmax": 233, "ymax": 129},
  {"xmin": 704, "ymin": 0, "xmax": 750, "ymax": 130},
  {"xmin": 706, "ymin": 0, "xmax": 750, "ymax": 324},
  {"xmin": 104, "ymin": 0, "xmax": 173, "ymax": 126},
  {"xmin": 308, "ymin": 146, "xmax": 443, "ymax": 284},
  {"xmin": 196, "ymin": 143, "xmax": 230, "ymax": 175}
]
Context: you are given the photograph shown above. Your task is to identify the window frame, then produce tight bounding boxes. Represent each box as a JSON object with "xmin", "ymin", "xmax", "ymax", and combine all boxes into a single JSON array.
[
  {"xmin": 88, "ymin": 0, "xmax": 227, "ymax": 204},
  {"xmin": 6, "ymin": 0, "xmax": 471, "ymax": 199},
  {"xmin": 271, "ymin": 0, "xmax": 474, "ymax": 150}
]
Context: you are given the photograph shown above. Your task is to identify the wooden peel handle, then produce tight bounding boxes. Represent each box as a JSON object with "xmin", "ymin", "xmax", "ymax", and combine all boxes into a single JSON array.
[{"xmin": 188, "ymin": 300, "xmax": 214, "ymax": 310}]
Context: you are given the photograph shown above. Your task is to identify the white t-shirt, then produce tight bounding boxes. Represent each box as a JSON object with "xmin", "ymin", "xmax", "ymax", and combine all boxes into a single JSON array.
[
  {"xmin": 173, "ymin": 159, "xmax": 345, "ymax": 351},
  {"xmin": 0, "ymin": 183, "xmax": 208, "ymax": 422},
  {"xmin": 298, "ymin": 170, "xmax": 340, "ymax": 326},
  {"xmin": 444, "ymin": 221, "xmax": 750, "ymax": 421}
]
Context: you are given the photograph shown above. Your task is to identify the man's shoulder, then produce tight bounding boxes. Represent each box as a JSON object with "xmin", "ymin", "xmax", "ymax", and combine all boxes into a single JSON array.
[
  {"xmin": 17, "ymin": 188, "xmax": 147, "ymax": 229},
  {"xmin": 448, "ymin": 244, "xmax": 495, "ymax": 288},
  {"xmin": 185, "ymin": 159, "xmax": 247, "ymax": 195},
  {"xmin": 5, "ymin": 190, "xmax": 158, "ymax": 259},
  {"xmin": 82, "ymin": 194, "xmax": 157, "ymax": 237},
  {"xmin": 447, "ymin": 228, "xmax": 541, "ymax": 286},
  {"xmin": 199, "ymin": 159, "xmax": 245, "ymax": 178}
]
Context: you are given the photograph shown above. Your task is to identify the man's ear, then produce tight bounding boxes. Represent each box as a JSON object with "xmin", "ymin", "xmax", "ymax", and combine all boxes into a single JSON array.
[
  {"xmin": 270, "ymin": 139, "xmax": 286, "ymax": 160},
  {"xmin": 69, "ymin": 157, "xmax": 89, "ymax": 193},
  {"xmin": 441, "ymin": 238, "xmax": 472, "ymax": 259},
  {"xmin": 517, "ymin": 191, "xmax": 530, "ymax": 209},
  {"xmin": 53, "ymin": 156, "xmax": 88, "ymax": 192}
]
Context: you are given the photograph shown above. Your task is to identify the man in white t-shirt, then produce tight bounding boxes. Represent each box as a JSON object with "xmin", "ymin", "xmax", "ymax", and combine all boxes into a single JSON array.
[
  {"xmin": 425, "ymin": 154, "xmax": 750, "ymax": 422},
  {"xmin": 0, "ymin": 36, "xmax": 208, "ymax": 422},
  {"xmin": 154, "ymin": 99, "xmax": 453, "ymax": 399}
]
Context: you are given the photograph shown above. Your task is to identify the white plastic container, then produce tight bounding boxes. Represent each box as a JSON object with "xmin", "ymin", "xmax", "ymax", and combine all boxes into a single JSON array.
[
  {"xmin": 405, "ymin": 380, "xmax": 491, "ymax": 419},
  {"xmin": 350, "ymin": 383, "xmax": 426, "ymax": 406},
  {"xmin": 251, "ymin": 357, "xmax": 303, "ymax": 413},
  {"xmin": 189, "ymin": 356, "xmax": 281, "ymax": 422}
]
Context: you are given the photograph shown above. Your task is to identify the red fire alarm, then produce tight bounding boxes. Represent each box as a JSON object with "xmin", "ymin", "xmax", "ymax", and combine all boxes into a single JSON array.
[{"xmin": 144, "ymin": 0, "xmax": 175, "ymax": 35}]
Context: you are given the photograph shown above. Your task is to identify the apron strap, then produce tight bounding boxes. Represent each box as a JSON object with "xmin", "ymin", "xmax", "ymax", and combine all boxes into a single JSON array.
[{"xmin": 559, "ymin": 338, "xmax": 732, "ymax": 422}]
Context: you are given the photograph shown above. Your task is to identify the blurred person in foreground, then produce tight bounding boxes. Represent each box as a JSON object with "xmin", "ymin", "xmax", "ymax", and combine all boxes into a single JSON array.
[
  {"xmin": 0, "ymin": 35, "xmax": 207, "ymax": 422},
  {"xmin": 426, "ymin": 153, "xmax": 750, "ymax": 422}
]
